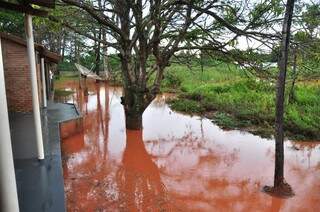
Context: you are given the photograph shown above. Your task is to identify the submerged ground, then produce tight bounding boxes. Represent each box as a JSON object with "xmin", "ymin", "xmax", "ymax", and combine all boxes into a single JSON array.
[{"xmin": 56, "ymin": 79, "xmax": 320, "ymax": 211}]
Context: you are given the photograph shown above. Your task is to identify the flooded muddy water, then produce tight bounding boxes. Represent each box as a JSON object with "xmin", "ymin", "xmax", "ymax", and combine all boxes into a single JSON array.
[{"xmin": 58, "ymin": 79, "xmax": 320, "ymax": 211}]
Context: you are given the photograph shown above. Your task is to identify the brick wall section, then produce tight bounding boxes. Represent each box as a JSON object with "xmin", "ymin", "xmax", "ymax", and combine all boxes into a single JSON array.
[{"xmin": 2, "ymin": 38, "xmax": 43, "ymax": 112}]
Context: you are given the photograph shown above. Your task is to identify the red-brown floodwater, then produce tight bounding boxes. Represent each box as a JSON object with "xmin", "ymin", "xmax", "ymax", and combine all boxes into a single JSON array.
[{"xmin": 59, "ymin": 79, "xmax": 320, "ymax": 211}]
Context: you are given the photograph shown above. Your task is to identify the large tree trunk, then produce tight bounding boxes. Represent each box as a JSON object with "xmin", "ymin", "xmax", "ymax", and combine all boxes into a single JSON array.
[
  {"xmin": 119, "ymin": 55, "xmax": 153, "ymax": 130},
  {"xmin": 60, "ymin": 0, "xmax": 199, "ymax": 132},
  {"xmin": 120, "ymin": 60, "xmax": 159, "ymax": 130},
  {"xmin": 122, "ymin": 87, "xmax": 147, "ymax": 130}
]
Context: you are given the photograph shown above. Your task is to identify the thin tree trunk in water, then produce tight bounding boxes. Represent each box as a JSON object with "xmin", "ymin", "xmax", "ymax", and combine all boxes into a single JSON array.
[
  {"xmin": 94, "ymin": 29, "xmax": 101, "ymax": 76},
  {"xmin": 96, "ymin": 0, "xmax": 104, "ymax": 77},
  {"xmin": 200, "ymin": 50, "xmax": 204, "ymax": 80},
  {"xmin": 74, "ymin": 35, "xmax": 80, "ymax": 63},
  {"xmin": 74, "ymin": 36, "xmax": 77, "ymax": 63},
  {"xmin": 288, "ymin": 48, "xmax": 297, "ymax": 103},
  {"xmin": 201, "ymin": 60, "xmax": 204, "ymax": 74},
  {"xmin": 61, "ymin": 31, "xmax": 66, "ymax": 62},
  {"xmin": 102, "ymin": 29, "xmax": 109, "ymax": 79},
  {"xmin": 265, "ymin": 0, "xmax": 295, "ymax": 197}
]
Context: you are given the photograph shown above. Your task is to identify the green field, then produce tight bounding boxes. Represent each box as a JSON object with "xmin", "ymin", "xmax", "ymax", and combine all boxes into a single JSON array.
[{"xmin": 162, "ymin": 64, "xmax": 320, "ymax": 140}]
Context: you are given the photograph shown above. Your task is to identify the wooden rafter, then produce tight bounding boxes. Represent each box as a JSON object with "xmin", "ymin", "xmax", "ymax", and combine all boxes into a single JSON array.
[
  {"xmin": 0, "ymin": 1, "xmax": 51, "ymax": 17},
  {"xmin": 25, "ymin": 0, "xmax": 56, "ymax": 8}
]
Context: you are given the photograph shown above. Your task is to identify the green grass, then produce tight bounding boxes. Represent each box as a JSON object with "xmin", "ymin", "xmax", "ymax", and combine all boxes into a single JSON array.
[
  {"xmin": 212, "ymin": 112, "xmax": 240, "ymax": 129},
  {"xmin": 163, "ymin": 64, "xmax": 320, "ymax": 140},
  {"xmin": 54, "ymin": 89, "xmax": 74, "ymax": 97},
  {"xmin": 55, "ymin": 71, "xmax": 79, "ymax": 86},
  {"xmin": 168, "ymin": 98, "xmax": 205, "ymax": 114}
]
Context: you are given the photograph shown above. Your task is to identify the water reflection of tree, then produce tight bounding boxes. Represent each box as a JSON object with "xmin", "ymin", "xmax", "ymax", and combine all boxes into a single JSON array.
[
  {"xmin": 146, "ymin": 132, "xmax": 239, "ymax": 168},
  {"xmin": 116, "ymin": 130, "xmax": 172, "ymax": 211},
  {"xmin": 96, "ymin": 83, "xmax": 105, "ymax": 136},
  {"xmin": 104, "ymin": 83, "xmax": 110, "ymax": 160},
  {"xmin": 62, "ymin": 81, "xmax": 113, "ymax": 211},
  {"xmin": 143, "ymin": 131, "xmax": 277, "ymax": 210},
  {"xmin": 290, "ymin": 141, "xmax": 320, "ymax": 169}
]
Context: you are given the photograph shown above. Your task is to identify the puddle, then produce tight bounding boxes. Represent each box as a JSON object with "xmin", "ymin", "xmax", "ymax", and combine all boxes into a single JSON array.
[{"xmin": 58, "ymin": 79, "xmax": 320, "ymax": 211}]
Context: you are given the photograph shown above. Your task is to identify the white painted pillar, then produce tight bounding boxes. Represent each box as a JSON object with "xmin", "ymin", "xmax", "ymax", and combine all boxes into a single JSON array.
[
  {"xmin": 25, "ymin": 14, "xmax": 44, "ymax": 160},
  {"xmin": 0, "ymin": 38, "xmax": 20, "ymax": 212},
  {"xmin": 40, "ymin": 57, "xmax": 47, "ymax": 108}
]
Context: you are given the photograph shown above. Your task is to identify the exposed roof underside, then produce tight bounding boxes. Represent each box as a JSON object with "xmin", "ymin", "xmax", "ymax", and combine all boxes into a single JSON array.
[
  {"xmin": 0, "ymin": 32, "xmax": 61, "ymax": 63},
  {"xmin": 24, "ymin": 0, "xmax": 56, "ymax": 8},
  {"xmin": 0, "ymin": 0, "xmax": 56, "ymax": 16}
]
